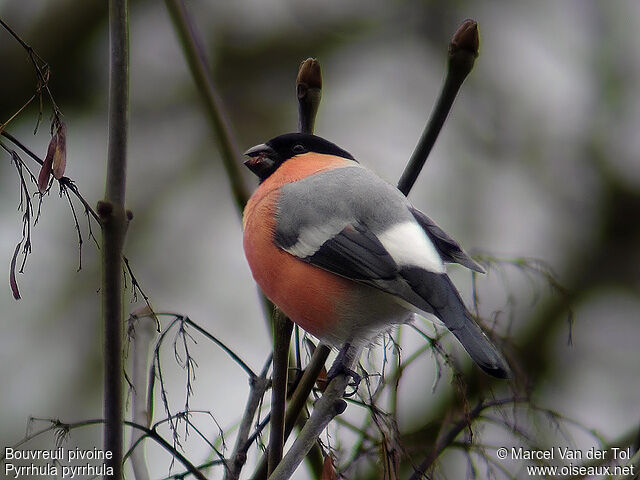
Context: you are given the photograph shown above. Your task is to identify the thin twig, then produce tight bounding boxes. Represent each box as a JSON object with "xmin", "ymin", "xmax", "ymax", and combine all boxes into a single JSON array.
[
  {"xmin": 163, "ymin": 0, "xmax": 250, "ymax": 213},
  {"xmin": 0, "ymin": 18, "xmax": 61, "ymax": 132},
  {"xmin": 266, "ymin": 347, "xmax": 359, "ymax": 480},
  {"xmin": 159, "ymin": 459, "xmax": 227, "ymax": 480},
  {"xmin": 1, "ymin": 131, "xmax": 43, "ymax": 165},
  {"xmin": 182, "ymin": 315, "xmax": 257, "ymax": 379},
  {"xmin": 1, "ymin": 134, "xmax": 102, "ymax": 297},
  {"xmin": 266, "ymin": 57, "xmax": 324, "ymax": 477},
  {"xmin": 225, "ymin": 359, "xmax": 272, "ymax": 480},
  {"xmin": 151, "ymin": 316, "xmax": 193, "ymax": 448},
  {"xmin": 268, "ymin": 309, "xmax": 293, "ymax": 475},
  {"xmin": 123, "ymin": 255, "xmax": 155, "ymax": 314},
  {"xmin": 251, "ymin": 344, "xmax": 331, "ymax": 480},
  {"xmin": 128, "ymin": 312, "xmax": 157, "ymax": 480},
  {"xmin": 59, "ymin": 184, "xmax": 83, "ymax": 271},
  {"xmin": 163, "ymin": 0, "xmax": 281, "ymax": 335},
  {"xmin": 59, "ymin": 177, "xmax": 101, "ymax": 223},
  {"xmin": 1, "ymin": 417, "xmax": 207, "ymax": 480},
  {"xmin": 408, "ymin": 398, "xmax": 527, "ymax": 480},
  {"xmin": 1, "ymin": 144, "xmax": 38, "ymax": 299},
  {"xmin": 397, "ymin": 19, "xmax": 480, "ymax": 196}
]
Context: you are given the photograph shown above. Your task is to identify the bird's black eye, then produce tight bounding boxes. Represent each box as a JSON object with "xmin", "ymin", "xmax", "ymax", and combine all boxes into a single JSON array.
[{"xmin": 292, "ymin": 144, "xmax": 306, "ymax": 154}]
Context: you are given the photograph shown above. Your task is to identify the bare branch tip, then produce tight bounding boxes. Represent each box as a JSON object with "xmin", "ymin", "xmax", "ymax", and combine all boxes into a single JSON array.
[
  {"xmin": 450, "ymin": 19, "xmax": 480, "ymax": 58},
  {"xmin": 296, "ymin": 58, "xmax": 322, "ymax": 134},
  {"xmin": 296, "ymin": 58, "xmax": 322, "ymax": 91}
]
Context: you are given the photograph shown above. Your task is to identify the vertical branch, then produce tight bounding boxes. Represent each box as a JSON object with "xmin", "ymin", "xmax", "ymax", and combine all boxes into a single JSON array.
[
  {"xmin": 251, "ymin": 344, "xmax": 330, "ymax": 480},
  {"xmin": 163, "ymin": 0, "xmax": 250, "ymax": 213},
  {"xmin": 225, "ymin": 360, "xmax": 271, "ymax": 480},
  {"xmin": 164, "ymin": 0, "xmax": 280, "ymax": 330},
  {"xmin": 101, "ymin": 0, "xmax": 130, "ymax": 478},
  {"xmin": 397, "ymin": 19, "xmax": 479, "ymax": 196},
  {"xmin": 106, "ymin": 0, "xmax": 130, "ymax": 207},
  {"xmin": 268, "ymin": 310, "xmax": 293, "ymax": 475},
  {"xmin": 128, "ymin": 310, "xmax": 157, "ymax": 480},
  {"xmin": 267, "ymin": 58, "xmax": 324, "ymax": 477},
  {"xmin": 267, "ymin": 350, "xmax": 358, "ymax": 480}
]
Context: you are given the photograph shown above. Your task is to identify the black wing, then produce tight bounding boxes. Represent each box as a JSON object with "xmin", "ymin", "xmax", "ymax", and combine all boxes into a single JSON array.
[{"xmin": 284, "ymin": 222, "xmax": 400, "ymax": 281}]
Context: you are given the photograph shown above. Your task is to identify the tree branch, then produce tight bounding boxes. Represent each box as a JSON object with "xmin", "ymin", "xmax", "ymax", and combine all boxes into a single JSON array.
[
  {"xmin": 163, "ymin": 0, "xmax": 250, "ymax": 213},
  {"xmin": 268, "ymin": 309, "xmax": 293, "ymax": 475},
  {"xmin": 266, "ymin": 348, "xmax": 358, "ymax": 480},
  {"xmin": 225, "ymin": 358, "xmax": 272, "ymax": 480},
  {"xmin": 397, "ymin": 19, "xmax": 479, "ymax": 196},
  {"xmin": 128, "ymin": 310, "xmax": 157, "ymax": 480},
  {"xmin": 266, "ymin": 57, "xmax": 324, "ymax": 477},
  {"xmin": 102, "ymin": 0, "xmax": 130, "ymax": 478},
  {"xmin": 252, "ymin": 344, "xmax": 331, "ymax": 480}
]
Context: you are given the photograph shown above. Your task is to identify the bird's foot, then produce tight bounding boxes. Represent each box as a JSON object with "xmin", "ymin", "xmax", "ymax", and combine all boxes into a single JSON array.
[{"xmin": 326, "ymin": 343, "xmax": 362, "ymax": 397}]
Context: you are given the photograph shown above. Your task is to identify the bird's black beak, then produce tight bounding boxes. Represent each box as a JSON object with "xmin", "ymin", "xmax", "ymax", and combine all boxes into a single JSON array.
[{"xmin": 243, "ymin": 143, "xmax": 279, "ymax": 179}]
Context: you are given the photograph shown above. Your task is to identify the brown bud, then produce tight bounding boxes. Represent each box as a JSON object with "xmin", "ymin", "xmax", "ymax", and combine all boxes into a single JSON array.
[
  {"xmin": 37, "ymin": 135, "xmax": 56, "ymax": 193},
  {"xmin": 97, "ymin": 200, "xmax": 113, "ymax": 218},
  {"xmin": 297, "ymin": 58, "xmax": 322, "ymax": 92},
  {"xmin": 296, "ymin": 58, "xmax": 322, "ymax": 134},
  {"xmin": 450, "ymin": 19, "xmax": 479, "ymax": 58},
  {"xmin": 52, "ymin": 122, "xmax": 67, "ymax": 179}
]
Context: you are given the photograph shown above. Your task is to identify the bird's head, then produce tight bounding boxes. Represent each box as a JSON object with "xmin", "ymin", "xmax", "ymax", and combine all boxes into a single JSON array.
[{"xmin": 243, "ymin": 133, "xmax": 355, "ymax": 181}]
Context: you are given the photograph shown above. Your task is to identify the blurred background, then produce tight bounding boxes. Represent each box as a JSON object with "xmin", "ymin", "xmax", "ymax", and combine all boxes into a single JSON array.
[{"xmin": 1, "ymin": 0, "xmax": 639, "ymax": 478}]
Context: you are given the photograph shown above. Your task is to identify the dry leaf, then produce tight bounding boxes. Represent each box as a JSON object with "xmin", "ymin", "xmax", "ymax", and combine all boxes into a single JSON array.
[
  {"xmin": 52, "ymin": 122, "xmax": 67, "ymax": 179},
  {"xmin": 10, "ymin": 243, "xmax": 21, "ymax": 300},
  {"xmin": 37, "ymin": 135, "xmax": 56, "ymax": 193}
]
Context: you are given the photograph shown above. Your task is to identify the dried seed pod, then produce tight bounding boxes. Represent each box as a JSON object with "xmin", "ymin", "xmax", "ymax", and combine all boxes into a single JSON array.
[
  {"xmin": 10, "ymin": 244, "xmax": 21, "ymax": 300},
  {"xmin": 37, "ymin": 135, "xmax": 56, "ymax": 193},
  {"xmin": 52, "ymin": 122, "xmax": 67, "ymax": 179}
]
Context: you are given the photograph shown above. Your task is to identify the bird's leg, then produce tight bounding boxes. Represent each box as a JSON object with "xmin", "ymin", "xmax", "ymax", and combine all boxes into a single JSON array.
[{"xmin": 326, "ymin": 342, "xmax": 361, "ymax": 396}]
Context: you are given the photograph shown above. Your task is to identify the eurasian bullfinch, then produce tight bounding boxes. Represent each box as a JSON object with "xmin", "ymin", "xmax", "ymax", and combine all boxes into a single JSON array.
[{"xmin": 242, "ymin": 133, "xmax": 510, "ymax": 379}]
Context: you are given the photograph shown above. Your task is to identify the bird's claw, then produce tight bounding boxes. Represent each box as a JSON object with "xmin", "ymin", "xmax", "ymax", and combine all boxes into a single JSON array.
[{"xmin": 326, "ymin": 362, "xmax": 361, "ymax": 397}]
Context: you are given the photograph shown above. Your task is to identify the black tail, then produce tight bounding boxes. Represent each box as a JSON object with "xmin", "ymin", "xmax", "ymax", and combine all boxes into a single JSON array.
[
  {"xmin": 446, "ymin": 311, "xmax": 511, "ymax": 378},
  {"xmin": 401, "ymin": 268, "xmax": 511, "ymax": 379}
]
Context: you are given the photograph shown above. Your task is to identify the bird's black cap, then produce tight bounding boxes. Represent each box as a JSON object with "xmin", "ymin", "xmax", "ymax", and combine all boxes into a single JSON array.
[{"xmin": 243, "ymin": 133, "xmax": 355, "ymax": 181}]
